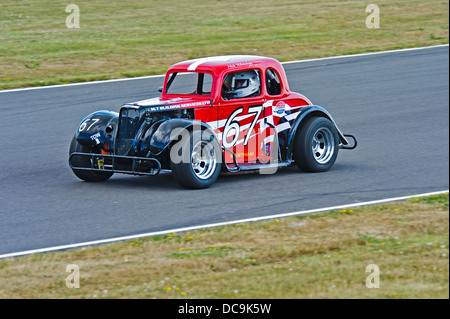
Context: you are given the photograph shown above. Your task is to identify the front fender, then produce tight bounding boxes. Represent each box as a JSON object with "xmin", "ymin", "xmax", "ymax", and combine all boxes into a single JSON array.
[
  {"xmin": 141, "ymin": 119, "xmax": 218, "ymax": 155},
  {"xmin": 76, "ymin": 110, "xmax": 119, "ymax": 149}
]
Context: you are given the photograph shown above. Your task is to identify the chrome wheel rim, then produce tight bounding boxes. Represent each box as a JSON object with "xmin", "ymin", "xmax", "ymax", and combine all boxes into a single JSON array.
[
  {"xmin": 191, "ymin": 141, "xmax": 217, "ymax": 180},
  {"xmin": 312, "ymin": 127, "xmax": 335, "ymax": 164}
]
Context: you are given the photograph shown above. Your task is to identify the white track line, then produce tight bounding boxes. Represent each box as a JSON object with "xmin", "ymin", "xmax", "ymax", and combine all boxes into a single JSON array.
[
  {"xmin": 0, "ymin": 190, "xmax": 448, "ymax": 259},
  {"xmin": 1, "ymin": 44, "xmax": 448, "ymax": 94},
  {"xmin": 281, "ymin": 43, "xmax": 449, "ymax": 65},
  {"xmin": 0, "ymin": 74, "xmax": 166, "ymax": 94}
]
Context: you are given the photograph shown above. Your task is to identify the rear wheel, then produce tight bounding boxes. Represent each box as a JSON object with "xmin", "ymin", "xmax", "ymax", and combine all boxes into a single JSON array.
[
  {"xmin": 293, "ymin": 117, "xmax": 339, "ymax": 172},
  {"xmin": 69, "ymin": 135, "xmax": 113, "ymax": 182},
  {"xmin": 170, "ymin": 130, "xmax": 221, "ymax": 189}
]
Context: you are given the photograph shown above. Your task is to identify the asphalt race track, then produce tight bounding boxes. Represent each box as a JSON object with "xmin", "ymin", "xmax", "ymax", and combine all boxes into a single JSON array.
[{"xmin": 0, "ymin": 46, "xmax": 448, "ymax": 256}]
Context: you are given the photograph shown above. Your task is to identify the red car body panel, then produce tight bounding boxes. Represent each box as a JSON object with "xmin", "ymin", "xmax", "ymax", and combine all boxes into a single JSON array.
[{"xmin": 159, "ymin": 55, "xmax": 312, "ymax": 166}]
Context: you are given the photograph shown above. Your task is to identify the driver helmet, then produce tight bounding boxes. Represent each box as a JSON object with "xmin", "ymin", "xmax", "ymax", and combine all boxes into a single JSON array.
[{"xmin": 225, "ymin": 70, "xmax": 260, "ymax": 98}]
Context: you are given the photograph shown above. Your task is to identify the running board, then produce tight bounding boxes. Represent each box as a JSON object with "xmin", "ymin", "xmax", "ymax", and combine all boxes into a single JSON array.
[
  {"xmin": 222, "ymin": 147, "xmax": 292, "ymax": 173},
  {"xmin": 238, "ymin": 161, "xmax": 292, "ymax": 172}
]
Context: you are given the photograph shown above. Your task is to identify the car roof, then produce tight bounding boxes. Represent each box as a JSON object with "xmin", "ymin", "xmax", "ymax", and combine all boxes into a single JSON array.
[{"xmin": 168, "ymin": 55, "xmax": 281, "ymax": 75}]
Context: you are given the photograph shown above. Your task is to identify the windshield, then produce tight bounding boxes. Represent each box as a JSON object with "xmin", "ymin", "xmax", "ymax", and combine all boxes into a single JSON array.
[{"xmin": 165, "ymin": 72, "xmax": 213, "ymax": 96}]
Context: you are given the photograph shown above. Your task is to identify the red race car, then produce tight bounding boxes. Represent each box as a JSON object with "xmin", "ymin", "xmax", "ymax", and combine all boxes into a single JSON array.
[{"xmin": 69, "ymin": 55, "xmax": 357, "ymax": 188}]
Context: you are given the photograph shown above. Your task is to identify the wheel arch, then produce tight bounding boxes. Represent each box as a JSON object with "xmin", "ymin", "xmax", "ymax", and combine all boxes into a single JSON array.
[
  {"xmin": 146, "ymin": 118, "xmax": 222, "ymax": 157},
  {"xmin": 287, "ymin": 105, "xmax": 349, "ymax": 160}
]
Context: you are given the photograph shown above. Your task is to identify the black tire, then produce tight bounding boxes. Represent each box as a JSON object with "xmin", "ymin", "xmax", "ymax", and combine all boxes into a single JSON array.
[
  {"xmin": 170, "ymin": 130, "xmax": 221, "ymax": 189},
  {"xmin": 293, "ymin": 117, "xmax": 339, "ymax": 172},
  {"xmin": 69, "ymin": 135, "xmax": 113, "ymax": 182}
]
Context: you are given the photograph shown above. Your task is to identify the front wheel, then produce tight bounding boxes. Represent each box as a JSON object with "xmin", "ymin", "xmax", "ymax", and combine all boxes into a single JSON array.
[
  {"xmin": 293, "ymin": 117, "xmax": 339, "ymax": 172},
  {"xmin": 170, "ymin": 130, "xmax": 221, "ymax": 189},
  {"xmin": 69, "ymin": 135, "xmax": 114, "ymax": 182}
]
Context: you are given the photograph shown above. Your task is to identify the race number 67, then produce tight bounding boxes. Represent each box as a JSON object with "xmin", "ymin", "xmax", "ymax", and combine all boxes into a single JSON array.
[
  {"xmin": 222, "ymin": 106, "xmax": 263, "ymax": 149},
  {"xmin": 79, "ymin": 118, "xmax": 99, "ymax": 132}
]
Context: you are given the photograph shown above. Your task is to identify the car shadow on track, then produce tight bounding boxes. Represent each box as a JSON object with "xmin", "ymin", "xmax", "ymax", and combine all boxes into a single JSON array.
[
  {"xmin": 68, "ymin": 162, "xmax": 358, "ymax": 190},
  {"xmin": 68, "ymin": 166, "xmax": 300, "ymax": 190}
]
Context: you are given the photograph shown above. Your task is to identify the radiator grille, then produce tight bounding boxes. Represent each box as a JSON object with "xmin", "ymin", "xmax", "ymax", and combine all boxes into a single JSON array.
[{"xmin": 115, "ymin": 108, "xmax": 140, "ymax": 155}]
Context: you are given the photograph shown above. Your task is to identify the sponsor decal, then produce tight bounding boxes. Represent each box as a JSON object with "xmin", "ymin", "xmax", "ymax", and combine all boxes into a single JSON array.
[
  {"xmin": 146, "ymin": 100, "xmax": 210, "ymax": 112},
  {"xmin": 235, "ymin": 152, "xmax": 255, "ymax": 158},
  {"xmin": 97, "ymin": 158, "xmax": 104, "ymax": 170},
  {"xmin": 90, "ymin": 132, "xmax": 101, "ymax": 144},
  {"xmin": 274, "ymin": 101, "xmax": 286, "ymax": 115},
  {"xmin": 265, "ymin": 142, "xmax": 272, "ymax": 156},
  {"xmin": 227, "ymin": 62, "xmax": 255, "ymax": 69}
]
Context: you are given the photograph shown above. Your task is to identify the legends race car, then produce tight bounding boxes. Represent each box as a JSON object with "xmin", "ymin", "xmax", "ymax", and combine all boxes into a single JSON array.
[{"xmin": 69, "ymin": 55, "xmax": 357, "ymax": 188}]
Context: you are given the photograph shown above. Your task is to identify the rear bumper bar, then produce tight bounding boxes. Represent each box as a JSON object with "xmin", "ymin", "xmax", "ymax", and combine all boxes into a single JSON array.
[
  {"xmin": 69, "ymin": 152, "xmax": 162, "ymax": 176},
  {"xmin": 340, "ymin": 134, "xmax": 357, "ymax": 150}
]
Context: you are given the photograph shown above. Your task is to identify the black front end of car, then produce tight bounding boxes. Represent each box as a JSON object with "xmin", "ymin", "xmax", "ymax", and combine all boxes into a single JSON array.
[
  {"xmin": 70, "ymin": 106, "xmax": 164, "ymax": 177},
  {"xmin": 69, "ymin": 103, "xmax": 197, "ymax": 178}
]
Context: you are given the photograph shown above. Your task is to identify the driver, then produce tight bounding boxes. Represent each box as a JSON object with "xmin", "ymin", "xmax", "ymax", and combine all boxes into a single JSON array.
[{"xmin": 223, "ymin": 70, "xmax": 260, "ymax": 99}]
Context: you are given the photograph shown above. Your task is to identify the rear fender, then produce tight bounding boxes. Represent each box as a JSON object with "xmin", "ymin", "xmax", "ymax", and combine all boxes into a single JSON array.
[
  {"xmin": 75, "ymin": 110, "xmax": 119, "ymax": 150},
  {"xmin": 287, "ymin": 105, "xmax": 349, "ymax": 160}
]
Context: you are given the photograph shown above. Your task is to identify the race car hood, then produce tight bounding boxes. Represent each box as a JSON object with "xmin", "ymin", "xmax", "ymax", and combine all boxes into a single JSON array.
[{"xmin": 123, "ymin": 97, "xmax": 212, "ymax": 113}]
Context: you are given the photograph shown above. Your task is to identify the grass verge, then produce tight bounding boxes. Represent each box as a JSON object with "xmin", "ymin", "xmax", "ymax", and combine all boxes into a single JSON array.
[
  {"xmin": 0, "ymin": 194, "xmax": 448, "ymax": 299},
  {"xmin": 0, "ymin": 0, "xmax": 448, "ymax": 89}
]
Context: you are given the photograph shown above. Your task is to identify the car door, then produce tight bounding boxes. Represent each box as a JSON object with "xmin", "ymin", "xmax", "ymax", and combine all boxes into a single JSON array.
[{"xmin": 218, "ymin": 69, "xmax": 276, "ymax": 167}]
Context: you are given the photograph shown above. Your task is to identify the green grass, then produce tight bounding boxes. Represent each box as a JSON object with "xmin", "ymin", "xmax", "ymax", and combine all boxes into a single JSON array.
[
  {"xmin": 409, "ymin": 194, "xmax": 450, "ymax": 207},
  {"xmin": 0, "ymin": 194, "xmax": 448, "ymax": 299},
  {"xmin": 0, "ymin": 0, "xmax": 448, "ymax": 89}
]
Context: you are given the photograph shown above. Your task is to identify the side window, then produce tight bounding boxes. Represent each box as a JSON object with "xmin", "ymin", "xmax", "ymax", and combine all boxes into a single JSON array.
[
  {"xmin": 222, "ymin": 69, "xmax": 261, "ymax": 100},
  {"xmin": 266, "ymin": 69, "xmax": 282, "ymax": 96}
]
